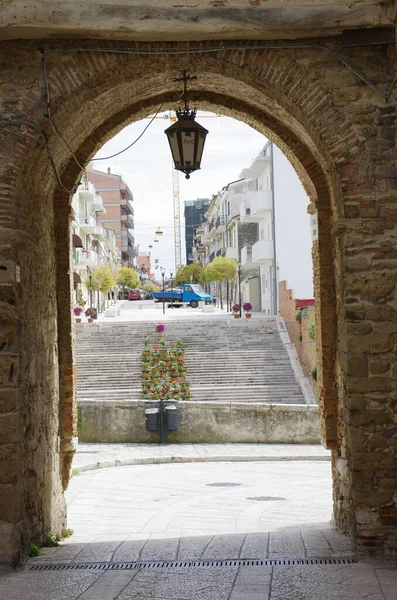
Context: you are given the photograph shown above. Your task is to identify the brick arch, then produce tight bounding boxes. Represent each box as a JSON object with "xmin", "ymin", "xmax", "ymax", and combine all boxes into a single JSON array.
[{"xmin": 2, "ymin": 39, "xmax": 395, "ymax": 564}]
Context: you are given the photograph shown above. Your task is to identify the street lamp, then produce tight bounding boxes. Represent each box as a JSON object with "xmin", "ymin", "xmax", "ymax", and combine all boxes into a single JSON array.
[
  {"xmin": 88, "ymin": 267, "xmax": 93, "ymax": 308},
  {"xmin": 238, "ymin": 264, "xmax": 242, "ymax": 318},
  {"xmin": 160, "ymin": 266, "xmax": 166, "ymax": 315},
  {"xmin": 155, "ymin": 227, "xmax": 163, "ymax": 237},
  {"xmin": 164, "ymin": 72, "xmax": 208, "ymax": 179},
  {"xmin": 170, "ymin": 271, "xmax": 174, "ymax": 310}
]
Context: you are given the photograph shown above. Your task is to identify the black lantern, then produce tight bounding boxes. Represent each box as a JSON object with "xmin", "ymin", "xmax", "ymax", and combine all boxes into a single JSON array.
[{"xmin": 165, "ymin": 73, "xmax": 208, "ymax": 179}]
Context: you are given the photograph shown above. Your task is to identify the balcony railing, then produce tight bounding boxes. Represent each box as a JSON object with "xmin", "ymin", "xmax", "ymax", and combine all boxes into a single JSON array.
[
  {"xmin": 251, "ymin": 239, "xmax": 274, "ymax": 263},
  {"xmin": 240, "ymin": 191, "xmax": 273, "ymax": 223},
  {"xmin": 78, "ymin": 181, "xmax": 95, "ymax": 202},
  {"xmin": 216, "ymin": 216, "xmax": 227, "ymax": 233},
  {"xmin": 241, "ymin": 245, "xmax": 253, "ymax": 265},
  {"xmin": 225, "ymin": 246, "xmax": 238, "ymax": 260},
  {"xmin": 78, "ymin": 215, "xmax": 96, "ymax": 233}
]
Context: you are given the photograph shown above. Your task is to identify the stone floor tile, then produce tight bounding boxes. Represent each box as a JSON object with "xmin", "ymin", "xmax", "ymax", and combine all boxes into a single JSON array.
[
  {"xmin": 139, "ymin": 536, "xmax": 180, "ymax": 561},
  {"xmin": 177, "ymin": 535, "xmax": 215, "ymax": 559},
  {"xmin": 0, "ymin": 570, "xmax": 101, "ymax": 600},
  {"xmin": 112, "ymin": 535, "xmax": 151, "ymax": 562},
  {"xmin": 116, "ymin": 566, "xmax": 237, "ymax": 600},
  {"xmin": 78, "ymin": 571, "xmax": 137, "ymax": 599},
  {"xmin": 240, "ymin": 533, "xmax": 269, "ymax": 558},
  {"xmin": 268, "ymin": 528, "xmax": 305, "ymax": 558},
  {"xmin": 229, "ymin": 585, "xmax": 270, "ymax": 600},
  {"xmin": 200, "ymin": 533, "xmax": 246, "ymax": 559}
]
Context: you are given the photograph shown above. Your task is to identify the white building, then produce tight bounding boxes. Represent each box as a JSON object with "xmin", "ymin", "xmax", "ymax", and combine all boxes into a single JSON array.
[{"xmin": 71, "ymin": 175, "xmax": 121, "ymax": 315}]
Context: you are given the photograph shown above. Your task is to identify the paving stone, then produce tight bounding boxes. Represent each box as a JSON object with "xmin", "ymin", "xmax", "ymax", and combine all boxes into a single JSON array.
[
  {"xmin": 78, "ymin": 571, "xmax": 137, "ymax": 599},
  {"xmin": 116, "ymin": 566, "xmax": 237, "ymax": 600},
  {"xmin": 240, "ymin": 532, "xmax": 269, "ymax": 558},
  {"xmin": 201, "ymin": 533, "xmax": 246, "ymax": 559}
]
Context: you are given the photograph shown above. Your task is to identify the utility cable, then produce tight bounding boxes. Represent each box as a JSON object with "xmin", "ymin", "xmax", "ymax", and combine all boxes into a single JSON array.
[{"xmin": 92, "ymin": 102, "xmax": 164, "ymax": 161}]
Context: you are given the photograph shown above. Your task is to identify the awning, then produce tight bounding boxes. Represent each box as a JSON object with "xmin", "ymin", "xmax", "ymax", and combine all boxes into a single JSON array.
[
  {"xmin": 73, "ymin": 272, "xmax": 82, "ymax": 284},
  {"xmin": 72, "ymin": 233, "xmax": 84, "ymax": 248}
]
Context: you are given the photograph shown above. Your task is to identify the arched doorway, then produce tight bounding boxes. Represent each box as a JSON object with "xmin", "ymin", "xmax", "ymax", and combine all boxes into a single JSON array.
[{"xmin": 1, "ymin": 39, "xmax": 395, "ymax": 563}]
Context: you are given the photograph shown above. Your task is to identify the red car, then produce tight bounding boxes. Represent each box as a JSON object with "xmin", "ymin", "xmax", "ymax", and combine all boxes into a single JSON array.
[{"xmin": 129, "ymin": 289, "xmax": 142, "ymax": 300}]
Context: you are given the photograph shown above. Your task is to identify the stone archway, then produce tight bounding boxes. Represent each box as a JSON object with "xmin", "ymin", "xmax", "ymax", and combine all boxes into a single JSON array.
[{"xmin": 0, "ymin": 38, "xmax": 396, "ymax": 564}]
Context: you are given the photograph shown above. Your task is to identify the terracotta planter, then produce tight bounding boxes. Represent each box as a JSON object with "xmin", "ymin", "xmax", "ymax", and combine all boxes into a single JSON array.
[
  {"xmin": 88, "ymin": 318, "xmax": 94, "ymax": 323},
  {"xmin": 75, "ymin": 318, "xmax": 82, "ymax": 323},
  {"xmin": 233, "ymin": 313, "xmax": 240, "ymax": 318},
  {"xmin": 245, "ymin": 313, "xmax": 252, "ymax": 319}
]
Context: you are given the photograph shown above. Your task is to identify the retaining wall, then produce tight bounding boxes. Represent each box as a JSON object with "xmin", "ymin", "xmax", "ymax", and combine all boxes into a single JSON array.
[{"xmin": 78, "ymin": 401, "xmax": 320, "ymax": 444}]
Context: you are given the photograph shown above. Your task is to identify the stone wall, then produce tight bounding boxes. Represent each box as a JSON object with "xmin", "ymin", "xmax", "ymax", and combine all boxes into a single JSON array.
[
  {"xmin": 278, "ymin": 280, "xmax": 316, "ymax": 379},
  {"xmin": 0, "ymin": 32, "xmax": 396, "ymax": 561},
  {"xmin": 79, "ymin": 401, "xmax": 321, "ymax": 444}
]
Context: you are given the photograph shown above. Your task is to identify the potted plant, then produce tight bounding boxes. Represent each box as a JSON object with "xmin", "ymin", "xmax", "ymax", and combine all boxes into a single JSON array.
[
  {"xmin": 85, "ymin": 307, "xmax": 95, "ymax": 322},
  {"xmin": 232, "ymin": 304, "xmax": 241, "ymax": 318},
  {"xmin": 156, "ymin": 323, "xmax": 165, "ymax": 338},
  {"xmin": 243, "ymin": 302, "xmax": 252, "ymax": 318},
  {"xmin": 73, "ymin": 306, "xmax": 83, "ymax": 323}
]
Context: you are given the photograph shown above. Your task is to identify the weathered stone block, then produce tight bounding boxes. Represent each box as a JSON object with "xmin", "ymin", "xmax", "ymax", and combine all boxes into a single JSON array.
[
  {"xmin": 369, "ymin": 360, "xmax": 390, "ymax": 375},
  {"xmin": 0, "ymin": 413, "xmax": 22, "ymax": 443},
  {"xmin": 0, "ymin": 444, "xmax": 19, "ymax": 484},
  {"xmin": 346, "ymin": 355, "xmax": 368, "ymax": 377},
  {"xmin": 349, "ymin": 408, "xmax": 391, "ymax": 426},
  {"xmin": 0, "ymin": 355, "xmax": 19, "ymax": 387},
  {"xmin": 0, "ymin": 484, "xmax": 21, "ymax": 523}
]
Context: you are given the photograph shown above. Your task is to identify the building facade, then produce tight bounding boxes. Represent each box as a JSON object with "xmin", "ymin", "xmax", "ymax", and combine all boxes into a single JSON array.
[
  {"xmin": 184, "ymin": 198, "xmax": 210, "ymax": 264},
  {"xmin": 87, "ymin": 165, "xmax": 136, "ymax": 268},
  {"xmin": 71, "ymin": 176, "xmax": 121, "ymax": 315}
]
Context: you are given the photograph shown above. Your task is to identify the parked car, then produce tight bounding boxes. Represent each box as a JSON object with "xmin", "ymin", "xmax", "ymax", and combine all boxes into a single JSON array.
[{"xmin": 129, "ymin": 288, "xmax": 142, "ymax": 300}]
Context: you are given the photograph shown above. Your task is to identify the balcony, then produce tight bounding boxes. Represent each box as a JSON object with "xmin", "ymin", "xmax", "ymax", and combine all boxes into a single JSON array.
[
  {"xmin": 216, "ymin": 248, "xmax": 226, "ymax": 257},
  {"xmin": 252, "ymin": 239, "xmax": 274, "ymax": 263},
  {"xmin": 75, "ymin": 249, "xmax": 98, "ymax": 268},
  {"xmin": 241, "ymin": 245, "xmax": 254, "ymax": 267},
  {"xmin": 216, "ymin": 216, "xmax": 227, "ymax": 234},
  {"xmin": 209, "ymin": 222, "xmax": 217, "ymax": 237},
  {"xmin": 121, "ymin": 213, "xmax": 134, "ymax": 228},
  {"xmin": 78, "ymin": 181, "xmax": 95, "ymax": 202},
  {"xmin": 92, "ymin": 193, "xmax": 106, "ymax": 213},
  {"xmin": 79, "ymin": 215, "xmax": 96, "ymax": 233},
  {"xmin": 239, "ymin": 153, "xmax": 271, "ymax": 179},
  {"xmin": 127, "ymin": 230, "xmax": 135, "ymax": 245},
  {"xmin": 225, "ymin": 246, "xmax": 238, "ymax": 260},
  {"xmin": 240, "ymin": 191, "xmax": 273, "ymax": 223},
  {"xmin": 203, "ymin": 234, "xmax": 212, "ymax": 245},
  {"xmin": 92, "ymin": 225, "xmax": 105, "ymax": 240}
]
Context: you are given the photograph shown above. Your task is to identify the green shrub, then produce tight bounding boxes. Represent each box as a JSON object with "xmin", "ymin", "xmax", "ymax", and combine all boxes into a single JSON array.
[
  {"xmin": 309, "ymin": 322, "xmax": 316, "ymax": 340},
  {"xmin": 296, "ymin": 311, "xmax": 302, "ymax": 323},
  {"xmin": 29, "ymin": 544, "xmax": 41, "ymax": 557},
  {"xmin": 311, "ymin": 367, "xmax": 317, "ymax": 381}
]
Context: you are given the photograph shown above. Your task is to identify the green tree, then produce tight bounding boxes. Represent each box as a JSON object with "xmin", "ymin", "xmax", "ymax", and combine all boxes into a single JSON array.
[
  {"xmin": 174, "ymin": 263, "xmax": 204, "ymax": 285},
  {"xmin": 143, "ymin": 283, "xmax": 160, "ymax": 293},
  {"xmin": 86, "ymin": 267, "xmax": 116, "ymax": 293},
  {"xmin": 116, "ymin": 267, "xmax": 140, "ymax": 289},
  {"xmin": 204, "ymin": 257, "xmax": 237, "ymax": 309}
]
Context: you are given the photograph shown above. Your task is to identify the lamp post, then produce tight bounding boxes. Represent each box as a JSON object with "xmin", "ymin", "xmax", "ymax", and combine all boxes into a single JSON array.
[
  {"xmin": 88, "ymin": 267, "xmax": 93, "ymax": 308},
  {"xmin": 238, "ymin": 264, "xmax": 242, "ymax": 318},
  {"xmin": 160, "ymin": 267, "xmax": 166, "ymax": 315},
  {"xmin": 170, "ymin": 271, "xmax": 174, "ymax": 310}
]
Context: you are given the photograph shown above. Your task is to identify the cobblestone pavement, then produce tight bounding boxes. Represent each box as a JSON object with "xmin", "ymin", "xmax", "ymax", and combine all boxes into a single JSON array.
[{"xmin": 1, "ymin": 459, "xmax": 396, "ymax": 599}]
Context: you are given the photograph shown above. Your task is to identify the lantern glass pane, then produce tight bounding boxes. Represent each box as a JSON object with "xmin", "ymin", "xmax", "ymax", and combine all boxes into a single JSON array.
[
  {"xmin": 181, "ymin": 131, "xmax": 195, "ymax": 167},
  {"xmin": 168, "ymin": 132, "xmax": 181, "ymax": 167},
  {"xmin": 195, "ymin": 132, "xmax": 206, "ymax": 167}
]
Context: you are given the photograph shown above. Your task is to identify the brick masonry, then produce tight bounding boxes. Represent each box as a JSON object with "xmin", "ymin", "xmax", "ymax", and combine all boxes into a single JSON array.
[{"xmin": 0, "ymin": 37, "xmax": 396, "ymax": 561}]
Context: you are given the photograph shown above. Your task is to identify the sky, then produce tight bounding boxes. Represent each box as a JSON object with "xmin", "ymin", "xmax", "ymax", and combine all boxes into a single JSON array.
[{"xmin": 93, "ymin": 111, "xmax": 313, "ymax": 298}]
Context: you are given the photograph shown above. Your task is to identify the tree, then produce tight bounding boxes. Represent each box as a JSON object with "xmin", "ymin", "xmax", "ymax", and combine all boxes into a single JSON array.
[
  {"xmin": 116, "ymin": 267, "xmax": 140, "ymax": 289},
  {"xmin": 143, "ymin": 283, "xmax": 160, "ymax": 293},
  {"xmin": 204, "ymin": 257, "xmax": 237, "ymax": 309},
  {"xmin": 174, "ymin": 263, "xmax": 204, "ymax": 286},
  {"xmin": 86, "ymin": 267, "xmax": 116, "ymax": 293}
]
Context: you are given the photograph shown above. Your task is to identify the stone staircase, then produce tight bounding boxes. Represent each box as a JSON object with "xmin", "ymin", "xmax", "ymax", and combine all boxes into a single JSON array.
[{"xmin": 75, "ymin": 318, "xmax": 307, "ymax": 404}]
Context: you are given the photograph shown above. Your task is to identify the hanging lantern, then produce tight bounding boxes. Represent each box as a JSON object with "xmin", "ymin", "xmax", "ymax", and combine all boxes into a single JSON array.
[
  {"xmin": 154, "ymin": 239, "xmax": 159, "ymax": 243},
  {"xmin": 164, "ymin": 72, "xmax": 208, "ymax": 179},
  {"xmin": 149, "ymin": 244, "xmax": 153, "ymax": 249},
  {"xmin": 155, "ymin": 227, "xmax": 163, "ymax": 237}
]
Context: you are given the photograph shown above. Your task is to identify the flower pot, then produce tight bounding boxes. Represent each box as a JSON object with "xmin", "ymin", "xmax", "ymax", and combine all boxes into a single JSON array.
[
  {"xmin": 233, "ymin": 313, "xmax": 240, "ymax": 318},
  {"xmin": 88, "ymin": 318, "xmax": 94, "ymax": 323},
  {"xmin": 75, "ymin": 318, "xmax": 82, "ymax": 323},
  {"xmin": 245, "ymin": 313, "xmax": 252, "ymax": 319}
]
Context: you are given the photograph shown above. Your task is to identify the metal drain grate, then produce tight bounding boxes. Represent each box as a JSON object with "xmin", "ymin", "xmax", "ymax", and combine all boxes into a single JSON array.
[
  {"xmin": 246, "ymin": 496, "xmax": 287, "ymax": 502},
  {"xmin": 30, "ymin": 557, "xmax": 357, "ymax": 571},
  {"xmin": 206, "ymin": 482, "xmax": 242, "ymax": 487}
]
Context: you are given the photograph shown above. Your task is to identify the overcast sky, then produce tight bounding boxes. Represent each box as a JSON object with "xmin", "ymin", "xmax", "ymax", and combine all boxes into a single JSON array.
[{"xmin": 93, "ymin": 111, "xmax": 313, "ymax": 297}]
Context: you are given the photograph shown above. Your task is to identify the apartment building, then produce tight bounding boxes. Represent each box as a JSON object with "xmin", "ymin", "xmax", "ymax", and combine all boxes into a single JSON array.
[
  {"xmin": 87, "ymin": 165, "xmax": 136, "ymax": 268},
  {"xmin": 71, "ymin": 176, "xmax": 121, "ymax": 313}
]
